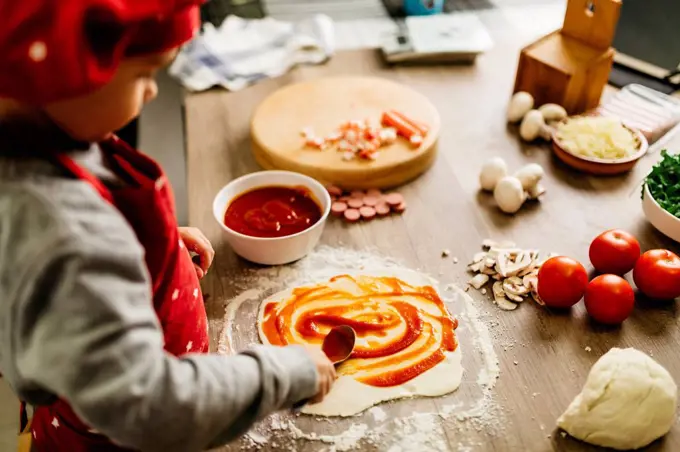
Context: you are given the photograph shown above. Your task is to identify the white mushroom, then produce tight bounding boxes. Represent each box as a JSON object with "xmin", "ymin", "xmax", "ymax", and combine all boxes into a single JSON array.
[
  {"xmin": 493, "ymin": 176, "xmax": 526, "ymax": 214},
  {"xmin": 538, "ymin": 103, "xmax": 567, "ymax": 122},
  {"xmin": 479, "ymin": 157, "xmax": 508, "ymax": 191},
  {"xmin": 514, "ymin": 163, "xmax": 545, "ymax": 191},
  {"xmin": 519, "ymin": 110, "xmax": 547, "ymax": 142},
  {"xmin": 527, "ymin": 183, "xmax": 546, "ymax": 200},
  {"xmin": 507, "ymin": 92, "xmax": 534, "ymax": 123}
]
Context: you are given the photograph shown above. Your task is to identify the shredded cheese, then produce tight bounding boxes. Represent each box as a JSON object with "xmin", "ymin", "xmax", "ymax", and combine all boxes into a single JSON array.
[{"xmin": 555, "ymin": 117, "xmax": 638, "ymax": 160}]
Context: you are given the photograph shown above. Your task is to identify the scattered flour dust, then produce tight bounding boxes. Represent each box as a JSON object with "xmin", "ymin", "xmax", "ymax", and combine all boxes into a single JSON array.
[{"xmin": 222, "ymin": 246, "xmax": 501, "ymax": 451}]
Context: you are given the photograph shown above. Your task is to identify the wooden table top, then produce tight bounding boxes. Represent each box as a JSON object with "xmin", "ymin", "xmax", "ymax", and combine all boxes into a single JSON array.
[{"xmin": 184, "ymin": 14, "xmax": 680, "ymax": 452}]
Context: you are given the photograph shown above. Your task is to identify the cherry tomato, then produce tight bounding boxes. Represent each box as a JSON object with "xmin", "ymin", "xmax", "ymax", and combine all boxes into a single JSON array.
[
  {"xmin": 633, "ymin": 250, "xmax": 680, "ymax": 300},
  {"xmin": 584, "ymin": 275, "xmax": 635, "ymax": 324},
  {"xmin": 537, "ymin": 256, "xmax": 589, "ymax": 308},
  {"xmin": 589, "ymin": 229, "xmax": 641, "ymax": 275}
]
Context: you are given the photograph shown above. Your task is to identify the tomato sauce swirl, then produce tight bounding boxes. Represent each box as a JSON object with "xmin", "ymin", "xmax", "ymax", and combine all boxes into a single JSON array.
[{"xmin": 260, "ymin": 275, "xmax": 459, "ymax": 387}]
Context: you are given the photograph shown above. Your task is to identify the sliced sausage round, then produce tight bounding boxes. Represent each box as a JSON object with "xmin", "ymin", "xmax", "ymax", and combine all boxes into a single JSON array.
[
  {"xmin": 384, "ymin": 192, "xmax": 404, "ymax": 206},
  {"xmin": 344, "ymin": 208, "xmax": 361, "ymax": 222},
  {"xmin": 331, "ymin": 201, "xmax": 348, "ymax": 216},
  {"xmin": 362, "ymin": 196, "xmax": 379, "ymax": 207},
  {"xmin": 348, "ymin": 198, "xmax": 364, "ymax": 209},
  {"xmin": 359, "ymin": 206, "xmax": 376, "ymax": 220},
  {"xmin": 375, "ymin": 203, "xmax": 391, "ymax": 216}
]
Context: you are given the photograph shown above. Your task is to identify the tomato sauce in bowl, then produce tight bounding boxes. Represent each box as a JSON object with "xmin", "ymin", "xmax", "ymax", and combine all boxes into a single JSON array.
[{"xmin": 224, "ymin": 185, "xmax": 323, "ymax": 238}]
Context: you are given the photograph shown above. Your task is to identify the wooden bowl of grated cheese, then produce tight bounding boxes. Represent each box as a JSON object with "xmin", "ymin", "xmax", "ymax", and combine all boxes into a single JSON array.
[{"xmin": 552, "ymin": 116, "xmax": 648, "ymax": 175}]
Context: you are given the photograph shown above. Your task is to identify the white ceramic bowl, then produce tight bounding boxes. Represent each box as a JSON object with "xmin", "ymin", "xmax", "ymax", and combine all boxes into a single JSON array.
[
  {"xmin": 213, "ymin": 170, "xmax": 331, "ymax": 265},
  {"xmin": 642, "ymin": 183, "xmax": 680, "ymax": 243}
]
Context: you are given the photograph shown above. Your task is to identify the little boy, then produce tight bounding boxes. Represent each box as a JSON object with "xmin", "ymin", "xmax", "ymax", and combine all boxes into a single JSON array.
[{"xmin": 0, "ymin": 1, "xmax": 335, "ymax": 451}]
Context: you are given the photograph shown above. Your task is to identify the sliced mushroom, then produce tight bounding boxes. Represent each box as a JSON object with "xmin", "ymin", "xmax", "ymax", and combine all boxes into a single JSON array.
[
  {"xmin": 492, "ymin": 281, "xmax": 505, "ymax": 298},
  {"xmin": 469, "ymin": 274, "xmax": 489, "ymax": 290},
  {"xmin": 495, "ymin": 296, "xmax": 519, "ymax": 311},
  {"xmin": 531, "ymin": 288, "xmax": 545, "ymax": 306},
  {"xmin": 523, "ymin": 274, "xmax": 538, "ymax": 291},
  {"xmin": 482, "ymin": 239, "xmax": 497, "ymax": 249},
  {"xmin": 480, "ymin": 266, "xmax": 497, "ymax": 275},
  {"xmin": 517, "ymin": 250, "xmax": 538, "ymax": 277},
  {"xmin": 467, "ymin": 262, "xmax": 484, "ymax": 273},
  {"xmin": 503, "ymin": 276, "xmax": 530, "ymax": 296},
  {"xmin": 472, "ymin": 252, "xmax": 487, "ymax": 263},
  {"xmin": 496, "ymin": 250, "xmax": 533, "ymax": 277},
  {"xmin": 484, "ymin": 257, "xmax": 496, "ymax": 268},
  {"xmin": 506, "ymin": 292, "xmax": 525, "ymax": 303},
  {"xmin": 518, "ymin": 265, "xmax": 536, "ymax": 277}
]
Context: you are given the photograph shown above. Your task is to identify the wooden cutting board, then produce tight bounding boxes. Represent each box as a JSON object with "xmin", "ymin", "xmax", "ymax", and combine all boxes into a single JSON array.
[{"xmin": 251, "ymin": 76, "xmax": 441, "ymax": 189}]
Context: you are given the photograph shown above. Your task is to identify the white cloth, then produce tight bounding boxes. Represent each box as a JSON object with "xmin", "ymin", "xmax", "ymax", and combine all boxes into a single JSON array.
[{"xmin": 169, "ymin": 15, "xmax": 335, "ymax": 92}]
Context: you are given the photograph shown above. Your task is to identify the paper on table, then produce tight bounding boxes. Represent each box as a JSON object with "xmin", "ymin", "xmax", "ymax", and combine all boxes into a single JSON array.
[
  {"xmin": 406, "ymin": 13, "xmax": 493, "ymax": 54},
  {"xmin": 381, "ymin": 13, "xmax": 493, "ymax": 63}
]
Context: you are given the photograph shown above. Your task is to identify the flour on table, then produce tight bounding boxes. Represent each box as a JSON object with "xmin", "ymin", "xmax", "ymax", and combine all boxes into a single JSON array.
[
  {"xmin": 368, "ymin": 406, "xmax": 387, "ymax": 422},
  {"xmin": 222, "ymin": 246, "xmax": 501, "ymax": 450}
]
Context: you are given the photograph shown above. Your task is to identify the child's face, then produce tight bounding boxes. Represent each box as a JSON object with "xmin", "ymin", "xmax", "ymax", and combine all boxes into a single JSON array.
[{"xmin": 43, "ymin": 48, "xmax": 179, "ymax": 142}]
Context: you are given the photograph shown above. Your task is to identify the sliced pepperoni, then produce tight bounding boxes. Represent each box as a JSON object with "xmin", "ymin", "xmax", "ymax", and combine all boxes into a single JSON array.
[
  {"xmin": 339, "ymin": 196, "xmax": 351, "ymax": 203},
  {"xmin": 348, "ymin": 198, "xmax": 364, "ymax": 209},
  {"xmin": 326, "ymin": 185, "xmax": 343, "ymax": 197},
  {"xmin": 359, "ymin": 206, "xmax": 376, "ymax": 220},
  {"xmin": 393, "ymin": 201, "xmax": 407, "ymax": 213},
  {"xmin": 350, "ymin": 190, "xmax": 365, "ymax": 198},
  {"xmin": 366, "ymin": 188, "xmax": 382, "ymax": 198},
  {"xmin": 375, "ymin": 203, "xmax": 391, "ymax": 216},
  {"xmin": 331, "ymin": 202, "xmax": 348, "ymax": 216},
  {"xmin": 384, "ymin": 192, "xmax": 404, "ymax": 206},
  {"xmin": 344, "ymin": 208, "xmax": 361, "ymax": 222},
  {"xmin": 363, "ymin": 196, "xmax": 379, "ymax": 207}
]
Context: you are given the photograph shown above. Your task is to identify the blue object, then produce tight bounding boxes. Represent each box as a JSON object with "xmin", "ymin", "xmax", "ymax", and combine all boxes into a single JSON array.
[{"xmin": 403, "ymin": 0, "xmax": 444, "ymax": 16}]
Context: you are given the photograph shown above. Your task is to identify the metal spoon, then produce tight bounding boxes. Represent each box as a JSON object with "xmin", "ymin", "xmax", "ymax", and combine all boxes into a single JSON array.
[
  {"xmin": 292, "ymin": 325, "xmax": 356, "ymax": 410},
  {"xmin": 322, "ymin": 325, "xmax": 356, "ymax": 365}
]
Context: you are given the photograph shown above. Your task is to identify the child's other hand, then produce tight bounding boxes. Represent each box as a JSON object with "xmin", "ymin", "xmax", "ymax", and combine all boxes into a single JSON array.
[
  {"xmin": 178, "ymin": 227, "xmax": 215, "ymax": 279},
  {"xmin": 304, "ymin": 346, "xmax": 337, "ymax": 404}
]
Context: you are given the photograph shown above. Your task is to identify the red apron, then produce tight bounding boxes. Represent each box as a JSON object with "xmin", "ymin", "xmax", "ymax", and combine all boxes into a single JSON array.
[{"xmin": 29, "ymin": 136, "xmax": 209, "ymax": 451}]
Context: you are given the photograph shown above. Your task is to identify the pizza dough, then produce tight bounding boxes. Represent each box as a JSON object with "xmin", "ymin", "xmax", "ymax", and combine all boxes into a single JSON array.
[
  {"xmin": 558, "ymin": 348, "xmax": 677, "ymax": 450},
  {"xmin": 257, "ymin": 268, "xmax": 463, "ymax": 416}
]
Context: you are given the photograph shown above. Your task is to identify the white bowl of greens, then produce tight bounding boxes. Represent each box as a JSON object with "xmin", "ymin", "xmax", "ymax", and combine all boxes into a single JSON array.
[{"xmin": 642, "ymin": 150, "xmax": 680, "ymax": 242}]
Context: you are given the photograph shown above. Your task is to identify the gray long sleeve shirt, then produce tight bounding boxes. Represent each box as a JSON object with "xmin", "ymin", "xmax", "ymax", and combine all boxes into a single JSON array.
[{"xmin": 0, "ymin": 145, "xmax": 317, "ymax": 451}]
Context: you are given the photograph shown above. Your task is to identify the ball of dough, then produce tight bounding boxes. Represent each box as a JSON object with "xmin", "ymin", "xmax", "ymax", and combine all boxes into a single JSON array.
[{"xmin": 558, "ymin": 348, "xmax": 677, "ymax": 450}]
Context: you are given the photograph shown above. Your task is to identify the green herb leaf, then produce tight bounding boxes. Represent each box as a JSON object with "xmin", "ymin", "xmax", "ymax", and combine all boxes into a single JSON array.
[{"xmin": 643, "ymin": 150, "xmax": 680, "ymax": 218}]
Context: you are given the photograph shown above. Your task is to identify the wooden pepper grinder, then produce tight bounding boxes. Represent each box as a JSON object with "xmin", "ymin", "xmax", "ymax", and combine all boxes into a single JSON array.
[{"xmin": 513, "ymin": 0, "xmax": 622, "ymax": 115}]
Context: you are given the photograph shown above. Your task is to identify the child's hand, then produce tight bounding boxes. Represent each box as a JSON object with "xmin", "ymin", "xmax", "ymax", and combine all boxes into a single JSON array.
[
  {"xmin": 304, "ymin": 346, "xmax": 337, "ymax": 404},
  {"xmin": 178, "ymin": 227, "xmax": 215, "ymax": 279}
]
